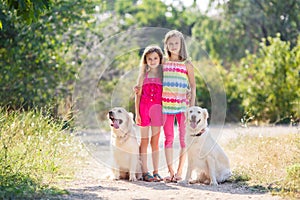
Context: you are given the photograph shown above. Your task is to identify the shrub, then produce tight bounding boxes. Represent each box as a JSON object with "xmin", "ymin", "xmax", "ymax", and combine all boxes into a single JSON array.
[{"xmin": 0, "ymin": 108, "xmax": 83, "ymax": 199}]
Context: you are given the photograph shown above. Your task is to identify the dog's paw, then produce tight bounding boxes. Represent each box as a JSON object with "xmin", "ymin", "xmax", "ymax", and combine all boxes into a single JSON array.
[
  {"xmin": 189, "ymin": 179, "xmax": 199, "ymax": 184},
  {"xmin": 136, "ymin": 173, "xmax": 143, "ymax": 181},
  {"xmin": 129, "ymin": 176, "xmax": 137, "ymax": 182},
  {"xmin": 203, "ymin": 179, "xmax": 210, "ymax": 185},
  {"xmin": 210, "ymin": 181, "xmax": 218, "ymax": 186},
  {"xmin": 105, "ymin": 172, "xmax": 118, "ymax": 181},
  {"xmin": 111, "ymin": 176, "xmax": 120, "ymax": 181}
]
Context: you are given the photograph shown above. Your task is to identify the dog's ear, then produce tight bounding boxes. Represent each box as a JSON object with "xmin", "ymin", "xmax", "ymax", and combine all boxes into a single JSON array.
[
  {"xmin": 203, "ymin": 108, "xmax": 209, "ymax": 120},
  {"xmin": 128, "ymin": 112, "xmax": 134, "ymax": 120},
  {"xmin": 126, "ymin": 112, "xmax": 134, "ymax": 128},
  {"xmin": 185, "ymin": 107, "xmax": 190, "ymax": 123}
]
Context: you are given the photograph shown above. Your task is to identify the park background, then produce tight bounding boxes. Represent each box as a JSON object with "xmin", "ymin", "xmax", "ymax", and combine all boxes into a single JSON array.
[{"xmin": 0, "ymin": 0, "xmax": 299, "ymax": 199}]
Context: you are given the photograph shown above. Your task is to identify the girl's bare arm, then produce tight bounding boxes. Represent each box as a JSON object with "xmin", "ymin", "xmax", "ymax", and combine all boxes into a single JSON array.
[{"xmin": 186, "ymin": 61, "xmax": 196, "ymax": 107}]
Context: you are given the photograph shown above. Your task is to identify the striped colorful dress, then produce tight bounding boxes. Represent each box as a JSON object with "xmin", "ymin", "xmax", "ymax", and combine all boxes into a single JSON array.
[{"xmin": 162, "ymin": 59, "xmax": 189, "ymax": 114}]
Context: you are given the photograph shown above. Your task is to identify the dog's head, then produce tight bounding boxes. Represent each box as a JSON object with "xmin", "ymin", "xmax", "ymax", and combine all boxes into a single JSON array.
[
  {"xmin": 185, "ymin": 106, "xmax": 209, "ymax": 130},
  {"xmin": 108, "ymin": 107, "xmax": 133, "ymax": 132}
]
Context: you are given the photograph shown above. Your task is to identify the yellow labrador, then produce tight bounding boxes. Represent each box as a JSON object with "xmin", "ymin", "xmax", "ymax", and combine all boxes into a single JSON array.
[
  {"xmin": 185, "ymin": 106, "xmax": 232, "ymax": 185},
  {"xmin": 108, "ymin": 107, "xmax": 142, "ymax": 181}
]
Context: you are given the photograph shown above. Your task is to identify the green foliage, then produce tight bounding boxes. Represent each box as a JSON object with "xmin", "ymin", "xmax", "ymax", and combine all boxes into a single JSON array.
[
  {"xmin": 0, "ymin": 0, "xmax": 104, "ymax": 112},
  {"xmin": 113, "ymin": 0, "xmax": 200, "ymax": 34},
  {"xmin": 229, "ymin": 170, "xmax": 251, "ymax": 183},
  {"xmin": 219, "ymin": 62, "xmax": 244, "ymax": 122},
  {"xmin": 0, "ymin": 0, "xmax": 52, "ymax": 24},
  {"xmin": 231, "ymin": 35, "xmax": 300, "ymax": 123},
  {"xmin": 192, "ymin": 58, "xmax": 244, "ymax": 122},
  {"xmin": 1, "ymin": 0, "xmax": 299, "ymax": 124},
  {"xmin": 192, "ymin": 15, "xmax": 234, "ymax": 63},
  {"xmin": 194, "ymin": 0, "xmax": 300, "ymax": 63},
  {"xmin": 283, "ymin": 163, "xmax": 300, "ymax": 195},
  {"xmin": 0, "ymin": 107, "xmax": 82, "ymax": 199},
  {"xmin": 96, "ymin": 51, "xmax": 140, "ymax": 120}
]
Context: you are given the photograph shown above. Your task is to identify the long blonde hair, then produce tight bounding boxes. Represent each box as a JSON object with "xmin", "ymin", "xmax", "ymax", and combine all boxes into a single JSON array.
[
  {"xmin": 137, "ymin": 45, "xmax": 163, "ymax": 86},
  {"xmin": 163, "ymin": 30, "xmax": 188, "ymax": 61}
]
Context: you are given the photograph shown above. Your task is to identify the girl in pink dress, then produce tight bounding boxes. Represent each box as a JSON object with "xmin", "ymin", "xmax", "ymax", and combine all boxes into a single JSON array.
[{"xmin": 135, "ymin": 45, "xmax": 164, "ymax": 182}]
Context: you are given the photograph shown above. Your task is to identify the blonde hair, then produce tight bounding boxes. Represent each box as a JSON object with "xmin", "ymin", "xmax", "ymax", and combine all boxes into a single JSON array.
[
  {"xmin": 164, "ymin": 30, "xmax": 188, "ymax": 61},
  {"xmin": 137, "ymin": 45, "xmax": 163, "ymax": 86}
]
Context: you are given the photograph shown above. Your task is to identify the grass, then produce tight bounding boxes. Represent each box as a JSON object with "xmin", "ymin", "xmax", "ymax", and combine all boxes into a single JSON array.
[
  {"xmin": 1, "ymin": 106, "xmax": 299, "ymax": 199},
  {"xmin": 225, "ymin": 130, "xmax": 300, "ymax": 199},
  {"xmin": 0, "ymin": 107, "xmax": 84, "ymax": 199}
]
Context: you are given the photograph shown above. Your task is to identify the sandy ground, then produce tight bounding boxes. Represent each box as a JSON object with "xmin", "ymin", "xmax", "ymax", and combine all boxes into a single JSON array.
[
  {"xmin": 58, "ymin": 126, "xmax": 299, "ymax": 200},
  {"xmin": 58, "ymin": 157, "xmax": 283, "ymax": 200}
]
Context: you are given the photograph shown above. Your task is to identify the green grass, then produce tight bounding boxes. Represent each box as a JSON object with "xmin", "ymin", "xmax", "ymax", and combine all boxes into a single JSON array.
[
  {"xmin": 225, "ymin": 131, "xmax": 300, "ymax": 199},
  {"xmin": 0, "ymin": 107, "xmax": 83, "ymax": 199}
]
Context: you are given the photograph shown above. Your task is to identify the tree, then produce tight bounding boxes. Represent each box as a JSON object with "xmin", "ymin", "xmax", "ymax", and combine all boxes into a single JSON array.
[
  {"xmin": 0, "ymin": 0, "xmax": 104, "ymax": 112},
  {"xmin": 0, "ymin": 0, "xmax": 53, "ymax": 27},
  {"xmin": 231, "ymin": 35, "xmax": 300, "ymax": 123},
  {"xmin": 113, "ymin": 0, "xmax": 201, "ymax": 35},
  {"xmin": 193, "ymin": 0, "xmax": 300, "ymax": 64}
]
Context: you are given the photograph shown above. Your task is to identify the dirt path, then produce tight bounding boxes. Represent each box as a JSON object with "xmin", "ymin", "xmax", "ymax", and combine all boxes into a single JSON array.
[
  {"xmin": 58, "ymin": 154, "xmax": 283, "ymax": 200},
  {"xmin": 58, "ymin": 126, "xmax": 299, "ymax": 200}
]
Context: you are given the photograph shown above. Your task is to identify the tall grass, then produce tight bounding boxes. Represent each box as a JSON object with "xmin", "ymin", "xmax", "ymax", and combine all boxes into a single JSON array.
[
  {"xmin": 0, "ymin": 108, "xmax": 83, "ymax": 199},
  {"xmin": 226, "ymin": 132, "xmax": 300, "ymax": 198}
]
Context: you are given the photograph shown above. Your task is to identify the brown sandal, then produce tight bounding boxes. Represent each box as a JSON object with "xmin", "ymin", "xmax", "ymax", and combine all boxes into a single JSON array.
[
  {"xmin": 164, "ymin": 174, "xmax": 175, "ymax": 183},
  {"xmin": 172, "ymin": 174, "xmax": 182, "ymax": 183}
]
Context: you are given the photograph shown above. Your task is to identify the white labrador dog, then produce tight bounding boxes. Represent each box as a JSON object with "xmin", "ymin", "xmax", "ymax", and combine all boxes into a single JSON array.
[
  {"xmin": 108, "ymin": 107, "xmax": 142, "ymax": 181},
  {"xmin": 184, "ymin": 106, "xmax": 232, "ymax": 185}
]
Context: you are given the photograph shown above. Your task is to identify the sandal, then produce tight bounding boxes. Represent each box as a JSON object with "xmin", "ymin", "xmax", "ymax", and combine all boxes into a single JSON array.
[
  {"xmin": 142, "ymin": 172, "xmax": 154, "ymax": 182},
  {"xmin": 163, "ymin": 174, "xmax": 175, "ymax": 183},
  {"xmin": 153, "ymin": 173, "xmax": 163, "ymax": 182},
  {"xmin": 172, "ymin": 174, "xmax": 182, "ymax": 183}
]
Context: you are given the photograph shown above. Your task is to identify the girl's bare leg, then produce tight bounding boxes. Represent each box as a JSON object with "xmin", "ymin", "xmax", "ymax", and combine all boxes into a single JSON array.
[
  {"xmin": 176, "ymin": 148, "xmax": 186, "ymax": 178},
  {"xmin": 165, "ymin": 147, "xmax": 174, "ymax": 176},
  {"xmin": 150, "ymin": 126, "xmax": 160, "ymax": 174},
  {"xmin": 140, "ymin": 126, "xmax": 150, "ymax": 173}
]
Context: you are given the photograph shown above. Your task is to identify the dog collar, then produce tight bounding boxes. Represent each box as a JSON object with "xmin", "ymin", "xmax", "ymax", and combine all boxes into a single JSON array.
[
  {"xmin": 115, "ymin": 131, "xmax": 130, "ymax": 143},
  {"xmin": 191, "ymin": 128, "xmax": 206, "ymax": 137}
]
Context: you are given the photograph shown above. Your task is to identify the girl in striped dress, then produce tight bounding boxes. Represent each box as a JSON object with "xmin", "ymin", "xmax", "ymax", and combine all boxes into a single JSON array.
[{"xmin": 162, "ymin": 30, "xmax": 196, "ymax": 182}]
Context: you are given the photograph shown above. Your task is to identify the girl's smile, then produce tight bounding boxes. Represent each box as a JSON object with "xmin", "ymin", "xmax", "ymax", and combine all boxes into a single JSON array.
[
  {"xmin": 167, "ymin": 36, "xmax": 181, "ymax": 55},
  {"xmin": 146, "ymin": 52, "xmax": 160, "ymax": 68}
]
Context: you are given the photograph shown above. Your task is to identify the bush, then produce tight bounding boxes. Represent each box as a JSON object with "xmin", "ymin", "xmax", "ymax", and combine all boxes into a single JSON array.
[
  {"xmin": 0, "ymin": 108, "xmax": 82, "ymax": 199},
  {"xmin": 231, "ymin": 35, "xmax": 300, "ymax": 123},
  {"xmin": 282, "ymin": 163, "xmax": 300, "ymax": 197}
]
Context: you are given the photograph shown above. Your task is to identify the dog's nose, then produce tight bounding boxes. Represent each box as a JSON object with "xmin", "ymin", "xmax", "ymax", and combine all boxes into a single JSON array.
[
  {"xmin": 109, "ymin": 111, "xmax": 113, "ymax": 115},
  {"xmin": 191, "ymin": 115, "xmax": 196, "ymax": 120}
]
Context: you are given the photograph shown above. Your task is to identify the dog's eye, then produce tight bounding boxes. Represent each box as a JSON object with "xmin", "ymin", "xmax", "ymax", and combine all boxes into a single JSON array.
[
  {"xmin": 198, "ymin": 111, "xmax": 201, "ymax": 114},
  {"xmin": 118, "ymin": 110, "xmax": 122, "ymax": 113},
  {"xmin": 189, "ymin": 110, "xmax": 193, "ymax": 113}
]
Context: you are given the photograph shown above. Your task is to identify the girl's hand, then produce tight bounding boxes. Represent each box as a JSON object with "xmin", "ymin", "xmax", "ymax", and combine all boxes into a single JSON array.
[
  {"xmin": 135, "ymin": 114, "xmax": 141, "ymax": 125},
  {"xmin": 186, "ymin": 89, "xmax": 191, "ymax": 104},
  {"xmin": 133, "ymin": 86, "xmax": 141, "ymax": 95}
]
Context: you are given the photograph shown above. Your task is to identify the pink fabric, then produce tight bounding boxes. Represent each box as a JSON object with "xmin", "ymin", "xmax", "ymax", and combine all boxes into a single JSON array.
[
  {"xmin": 138, "ymin": 74, "xmax": 163, "ymax": 127},
  {"xmin": 139, "ymin": 103, "xmax": 163, "ymax": 126},
  {"xmin": 163, "ymin": 112, "xmax": 186, "ymax": 148}
]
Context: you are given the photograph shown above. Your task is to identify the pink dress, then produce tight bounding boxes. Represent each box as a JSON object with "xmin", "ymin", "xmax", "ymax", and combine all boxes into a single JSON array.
[{"xmin": 138, "ymin": 73, "xmax": 163, "ymax": 127}]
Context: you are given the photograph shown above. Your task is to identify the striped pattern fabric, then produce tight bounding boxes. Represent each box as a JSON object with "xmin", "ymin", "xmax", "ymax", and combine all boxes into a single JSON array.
[{"xmin": 162, "ymin": 60, "xmax": 189, "ymax": 114}]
